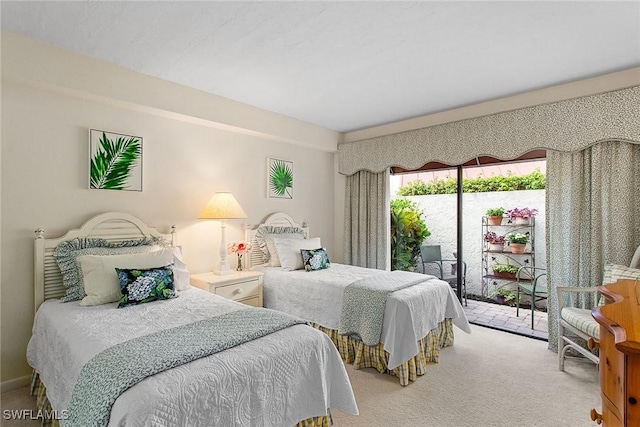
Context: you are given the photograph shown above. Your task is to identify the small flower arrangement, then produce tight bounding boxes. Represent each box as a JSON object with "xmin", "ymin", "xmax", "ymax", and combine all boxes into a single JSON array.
[
  {"xmin": 228, "ymin": 241, "xmax": 251, "ymax": 255},
  {"xmin": 228, "ymin": 241, "xmax": 252, "ymax": 271},
  {"xmin": 505, "ymin": 207, "xmax": 538, "ymax": 219},
  {"xmin": 484, "ymin": 231, "xmax": 505, "ymax": 244},
  {"xmin": 507, "ymin": 232, "xmax": 529, "ymax": 244}
]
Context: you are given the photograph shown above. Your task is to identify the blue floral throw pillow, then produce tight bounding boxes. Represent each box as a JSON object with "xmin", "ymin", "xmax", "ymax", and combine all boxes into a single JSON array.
[
  {"xmin": 116, "ymin": 265, "xmax": 177, "ymax": 308},
  {"xmin": 301, "ymin": 248, "xmax": 330, "ymax": 272}
]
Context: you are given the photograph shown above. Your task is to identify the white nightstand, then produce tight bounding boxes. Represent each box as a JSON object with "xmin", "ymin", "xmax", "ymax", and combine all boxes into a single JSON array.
[{"xmin": 190, "ymin": 271, "xmax": 263, "ymax": 307}]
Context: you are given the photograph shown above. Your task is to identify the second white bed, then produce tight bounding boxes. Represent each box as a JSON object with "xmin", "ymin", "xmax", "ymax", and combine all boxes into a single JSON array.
[{"xmin": 260, "ymin": 263, "xmax": 471, "ymax": 370}]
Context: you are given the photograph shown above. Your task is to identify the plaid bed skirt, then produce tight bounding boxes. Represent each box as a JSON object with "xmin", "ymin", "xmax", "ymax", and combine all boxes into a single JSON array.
[
  {"xmin": 31, "ymin": 371, "xmax": 329, "ymax": 427},
  {"xmin": 312, "ymin": 318, "xmax": 454, "ymax": 386}
]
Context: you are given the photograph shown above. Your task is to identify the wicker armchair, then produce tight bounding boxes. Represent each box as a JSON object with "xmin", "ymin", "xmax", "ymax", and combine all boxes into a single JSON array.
[{"xmin": 557, "ymin": 245, "xmax": 640, "ymax": 371}]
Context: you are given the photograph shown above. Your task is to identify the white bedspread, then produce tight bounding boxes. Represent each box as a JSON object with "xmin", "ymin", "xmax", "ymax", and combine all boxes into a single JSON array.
[
  {"xmin": 261, "ymin": 263, "xmax": 471, "ymax": 369},
  {"xmin": 27, "ymin": 287, "xmax": 358, "ymax": 426}
]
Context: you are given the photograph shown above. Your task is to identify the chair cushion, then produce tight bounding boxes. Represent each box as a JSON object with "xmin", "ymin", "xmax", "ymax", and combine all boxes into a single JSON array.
[
  {"xmin": 603, "ymin": 263, "xmax": 640, "ymax": 284},
  {"xmin": 560, "ymin": 307, "xmax": 599, "ymax": 339}
]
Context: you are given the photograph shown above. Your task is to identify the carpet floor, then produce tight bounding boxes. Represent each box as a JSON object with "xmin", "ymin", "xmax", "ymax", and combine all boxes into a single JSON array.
[{"xmin": 1, "ymin": 324, "xmax": 599, "ymax": 427}]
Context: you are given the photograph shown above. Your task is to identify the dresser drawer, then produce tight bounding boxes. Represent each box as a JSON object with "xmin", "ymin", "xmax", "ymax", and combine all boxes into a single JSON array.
[
  {"xmin": 600, "ymin": 329, "xmax": 625, "ymax": 413},
  {"xmin": 628, "ymin": 355, "xmax": 640, "ymax": 427},
  {"xmin": 601, "ymin": 395, "xmax": 624, "ymax": 427},
  {"xmin": 214, "ymin": 278, "xmax": 260, "ymax": 301}
]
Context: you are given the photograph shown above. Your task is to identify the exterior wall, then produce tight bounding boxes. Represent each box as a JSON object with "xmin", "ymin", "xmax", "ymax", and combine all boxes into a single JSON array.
[{"xmin": 401, "ymin": 190, "xmax": 546, "ymax": 296}]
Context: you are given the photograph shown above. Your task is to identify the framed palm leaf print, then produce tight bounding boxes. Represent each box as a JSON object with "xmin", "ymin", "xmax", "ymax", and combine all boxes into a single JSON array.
[
  {"xmin": 89, "ymin": 129, "xmax": 143, "ymax": 191},
  {"xmin": 267, "ymin": 158, "xmax": 293, "ymax": 199}
]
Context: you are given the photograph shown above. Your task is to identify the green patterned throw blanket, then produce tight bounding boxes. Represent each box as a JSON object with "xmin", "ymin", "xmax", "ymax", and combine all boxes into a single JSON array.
[
  {"xmin": 66, "ymin": 307, "xmax": 307, "ymax": 427},
  {"xmin": 339, "ymin": 271, "xmax": 426, "ymax": 346}
]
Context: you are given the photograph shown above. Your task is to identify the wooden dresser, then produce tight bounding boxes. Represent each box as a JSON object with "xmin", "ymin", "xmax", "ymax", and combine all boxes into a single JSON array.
[{"xmin": 591, "ymin": 279, "xmax": 640, "ymax": 426}]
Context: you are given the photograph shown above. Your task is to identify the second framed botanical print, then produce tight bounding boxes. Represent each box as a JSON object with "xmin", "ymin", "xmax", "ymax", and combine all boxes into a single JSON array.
[{"xmin": 267, "ymin": 158, "xmax": 293, "ymax": 199}]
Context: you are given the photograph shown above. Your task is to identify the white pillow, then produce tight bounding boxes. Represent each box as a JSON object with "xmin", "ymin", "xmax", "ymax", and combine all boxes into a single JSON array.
[
  {"xmin": 273, "ymin": 237, "xmax": 322, "ymax": 271},
  {"xmin": 172, "ymin": 246, "xmax": 191, "ymax": 291},
  {"xmin": 265, "ymin": 233, "xmax": 304, "ymax": 267},
  {"xmin": 78, "ymin": 248, "xmax": 174, "ymax": 306}
]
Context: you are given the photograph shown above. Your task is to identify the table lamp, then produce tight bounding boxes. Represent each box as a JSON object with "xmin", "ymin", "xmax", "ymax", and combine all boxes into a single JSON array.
[{"xmin": 199, "ymin": 192, "xmax": 248, "ymax": 275}]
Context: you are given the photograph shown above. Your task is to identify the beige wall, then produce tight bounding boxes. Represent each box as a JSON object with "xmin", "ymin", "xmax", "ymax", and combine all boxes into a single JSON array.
[{"xmin": 0, "ymin": 33, "xmax": 341, "ymax": 388}]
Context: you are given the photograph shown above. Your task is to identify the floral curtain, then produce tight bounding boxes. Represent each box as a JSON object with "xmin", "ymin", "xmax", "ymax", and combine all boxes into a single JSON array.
[
  {"xmin": 344, "ymin": 169, "xmax": 390, "ymax": 270},
  {"xmin": 546, "ymin": 140, "xmax": 640, "ymax": 351}
]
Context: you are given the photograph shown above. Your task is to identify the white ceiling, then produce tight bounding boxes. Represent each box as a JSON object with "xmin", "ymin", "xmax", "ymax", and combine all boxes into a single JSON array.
[{"xmin": 2, "ymin": 1, "xmax": 639, "ymax": 133}]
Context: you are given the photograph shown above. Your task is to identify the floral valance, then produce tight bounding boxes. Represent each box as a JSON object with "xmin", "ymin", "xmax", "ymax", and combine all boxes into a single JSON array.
[{"xmin": 338, "ymin": 85, "xmax": 640, "ymax": 176}]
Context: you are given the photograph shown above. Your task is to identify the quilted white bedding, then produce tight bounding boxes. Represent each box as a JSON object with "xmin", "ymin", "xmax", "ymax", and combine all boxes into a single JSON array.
[
  {"xmin": 260, "ymin": 263, "xmax": 471, "ymax": 369},
  {"xmin": 27, "ymin": 287, "xmax": 358, "ymax": 426}
]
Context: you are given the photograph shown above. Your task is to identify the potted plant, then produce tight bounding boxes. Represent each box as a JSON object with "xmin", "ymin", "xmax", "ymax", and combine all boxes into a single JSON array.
[
  {"xmin": 491, "ymin": 262, "xmax": 519, "ymax": 279},
  {"xmin": 485, "ymin": 207, "xmax": 505, "ymax": 225},
  {"xmin": 390, "ymin": 199, "xmax": 431, "ymax": 271},
  {"xmin": 484, "ymin": 231, "xmax": 505, "ymax": 252},
  {"xmin": 490, "ymin": 286, "xmax": 519, "ymax": 306},
  {"xmin": 507, "ymin": 232, "xmax": 529, "ymax": 254},
  {"xmin": 505, "ymin": 207, "xmax": 539, "ymax": 225}
]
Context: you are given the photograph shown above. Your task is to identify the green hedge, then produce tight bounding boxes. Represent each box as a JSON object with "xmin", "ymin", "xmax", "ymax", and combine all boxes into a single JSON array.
[{"xmin": 397, "ymin": 169, "xmax": 546, "ymax": 196}]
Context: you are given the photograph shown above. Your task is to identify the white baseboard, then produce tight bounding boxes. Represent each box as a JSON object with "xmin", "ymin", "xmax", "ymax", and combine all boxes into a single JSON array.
[{"xmin": 1, "ymin": 375, "xmax": 30, "ymax": 393}]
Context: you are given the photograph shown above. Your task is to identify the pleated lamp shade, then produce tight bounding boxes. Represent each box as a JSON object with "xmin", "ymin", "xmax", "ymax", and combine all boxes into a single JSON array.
[{"xmin": 198, "ymin": 192, "xmax": 247, "ymax": 220}]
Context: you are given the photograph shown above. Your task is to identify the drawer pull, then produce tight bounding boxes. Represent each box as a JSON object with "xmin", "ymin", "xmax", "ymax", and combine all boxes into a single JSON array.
[
  {"xmin": 590, "ymin": 408, "xmax": 602, "ymax": 424},
  {"xmin": 630, "ymin": 396, "xmax": 637, "ymax": 405},
  {"xmin": 233, "ymin": 288, "xmax": 243, "ymax": 296}
]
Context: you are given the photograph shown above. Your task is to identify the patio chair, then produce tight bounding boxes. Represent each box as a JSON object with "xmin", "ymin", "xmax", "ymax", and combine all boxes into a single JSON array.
[
  {"xmin": 557, "ymin": 245, "xmax": 640, "ymax": 371},
  {"xmin": 515, "ymin": 267, "xmax": 547, "ymax": 329},
  {"xmin": 420, "ymin": 245, "xmax": 467, "ymax": 306}
]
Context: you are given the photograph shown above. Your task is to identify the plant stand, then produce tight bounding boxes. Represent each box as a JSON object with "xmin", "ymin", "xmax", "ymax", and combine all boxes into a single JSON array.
[{"xmin": 481, "ymin": 216, "xmax": 535, "ymax": 298}]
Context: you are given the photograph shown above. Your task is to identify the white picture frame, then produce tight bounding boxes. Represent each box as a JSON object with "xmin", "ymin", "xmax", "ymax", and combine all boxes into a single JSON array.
[
  {"xmin": 267, "ymin": 157, "xmax": 293, "ymax": 199},
  {"xmin": 89, "ymin": 129, "xmax": 143, "ymax": 191}
]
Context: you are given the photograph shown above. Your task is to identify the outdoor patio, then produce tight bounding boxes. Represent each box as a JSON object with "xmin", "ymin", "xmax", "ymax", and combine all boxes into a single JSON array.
[{"xmin": 462, "ymin": 298, "xmax": 548, "ymax": 341}]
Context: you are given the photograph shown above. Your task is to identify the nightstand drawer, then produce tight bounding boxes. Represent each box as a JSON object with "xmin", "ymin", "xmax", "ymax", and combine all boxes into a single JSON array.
[
  {"xmin": 215, "ymin": 278, "xmax": 260, "ymax": 301},
  {"xmin": 190, "ymin": 271, "xmax": 263, "ymax": 307},
  {"xmin": 237, "ymin": 295, "xmax": 261, "ymax": 307}
]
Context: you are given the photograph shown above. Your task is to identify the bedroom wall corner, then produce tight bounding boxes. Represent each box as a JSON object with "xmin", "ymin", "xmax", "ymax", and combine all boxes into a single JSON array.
[{"xmin": 333, "ymin": 156, "xmax": 346, "ymax": 263}]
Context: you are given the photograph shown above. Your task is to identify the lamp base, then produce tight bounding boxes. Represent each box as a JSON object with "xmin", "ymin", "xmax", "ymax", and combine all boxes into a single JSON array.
[{"xmin": 214, "ymin": 262, "xmax": 233, "ymax": 276}]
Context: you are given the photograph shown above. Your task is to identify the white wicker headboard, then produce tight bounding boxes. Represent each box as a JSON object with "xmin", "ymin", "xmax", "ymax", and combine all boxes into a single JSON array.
[
  {"xmin": 246, "ymin": 212, "xmax": 309, "ymax": 269},
  {"xmin": 34, "ymin": 212, "xmax": 175, "ymax": 311}
]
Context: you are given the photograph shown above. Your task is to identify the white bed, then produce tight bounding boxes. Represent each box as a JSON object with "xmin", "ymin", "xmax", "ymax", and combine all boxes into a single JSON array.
[
  {"xmin": 247, "ymin": 213, "xmax": 471, "ymax": 385},
  {"xmin": 28, "ymin": 212, "xmax": 357, "ymax": 427}
]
